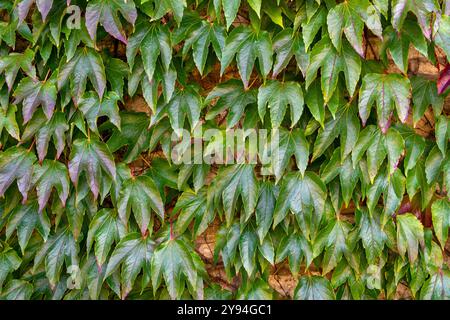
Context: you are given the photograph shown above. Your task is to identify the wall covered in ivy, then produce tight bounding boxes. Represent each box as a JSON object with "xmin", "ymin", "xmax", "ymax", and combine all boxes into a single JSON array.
[{"xmin": 0, "ymin": 0, "xmax": 449, "ymax": 300}]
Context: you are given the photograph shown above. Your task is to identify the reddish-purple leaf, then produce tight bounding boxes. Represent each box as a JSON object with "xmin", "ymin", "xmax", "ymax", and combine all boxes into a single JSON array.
[
  {"xmin": 36, "ymin": 0, "xmax": 54, "ymax": 22},
  {"xmin": 437, "ymin": 64, "xmax": 450, "ymax": 95},
  {"xmin": 85, "ymin": 0, "xmax": 137, "ymax": 44},
  {"xmin": 17, "ymin": 0, "xmax": 34, "ymax": 24}
]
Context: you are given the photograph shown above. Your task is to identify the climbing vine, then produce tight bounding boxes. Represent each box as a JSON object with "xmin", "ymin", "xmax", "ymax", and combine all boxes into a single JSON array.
[{"xmin": 0, "ymin": 0, "xmax": 449, "ymax": 300}]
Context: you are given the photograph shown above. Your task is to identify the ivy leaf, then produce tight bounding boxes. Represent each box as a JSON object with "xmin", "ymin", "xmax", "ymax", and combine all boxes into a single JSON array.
[
  {"xmin": 128, "ymin": 57, "xmax": 177, "ymax": 113},
  {"xmin": 273, "ymin": 172, "xmax": 327, "ymax": 230},
  {"xmin": 205, "ymin": 80, "xmax": 256, "ymax": 128},
  {"xmin": 327, "ymin": 1, "xmax": 364, "ymax": 57},
  {"xmin": 302, "ymin": 6, "xmax": 327, "ymax": 52},
  {"xmin": 340, "ymin": 104, "xmax": 361, "ymax": 161},
  {"xmin": 172, "ymin": 189, "xmax": 214, "ymax": 238},
  {"xmin": 420, "ymin": 268, "xmax": 450, "ymax": 299},
  {"xmin": 17, "ymin": 0, "xmax": 54, "ymax": 23},
  {"xmin": 86, "ymin": 0, "xmax": 137, "ymax": 44},
  {"xmin": 313, "ymin": 219, "xmax": 351, "ymax": 274},
  {"xmin": 33, "ymin": 228, "xmax": 78, "ymax": 288},
  {"xmin": 272, "ymin": 29, "xmax": 309, "ymax": 78},
  {"xmin": 0, "ymin": 280, "xmax": 33, "ymax": 300},
  {"xmin": 397, "ymin": 213, "xmax": 424, "ymax": 263},
  {"xmin": 357, "ymin": 208, "xmax": 390, "ymax": 264},
  {"xmin": 0, "ymin": 105, "xmax": 20, "ymax": 141},
  {"xmin": 58, "ymin": 47, "xmax": 107, "ymax": 102},
  {"xmin": 0, "ymin": 243, "xmax": 21, "ymax": 288},
  {"xmin": 220, "ymin": 26, "xmax": 272, "ymax": 88},
  {"xmin": 339, "ymin": 157, "xmax": 360, "ymax": 206},
  {"xmin": 13, "ymin": 77, "xmax": 57, "ymax": 123},
  {"xmin": 239, "ymin": 227, "xmax": 258, "ymax": 275},
  {"xmin": 306, "ymin": 37, "xmax": 361, "ymax": 103},
  {"xmin": 294, "ymin": 276, "xmax": 335, "ymax": 300},
  {"xmin": 153, "ymin": 0, "xmax": 187, "ymax": 26},
  {"xmin": 0, "ymin": 146, "xmax": 36, "ymax": 202},
  {"xmin": 312, "ymin": 114, "xmax": 341, "ymax": 162},
  {"xmin": 257, "ymin": 80, "xmax": 304, "ymax": 129},
  {"xmin": 391, "ymin": 0, "xmax": 438, "ymax": 40},
  {"xmin": 126, "ymin": 20, "xmax": 171, "ymax": 81},
  {"xmin": 263, "ymin": 128, "xmax": 310, "ymax": 182},
  {"xmin": 221, "ymin": 0, "xmax": 241, "ymax": 30},
  {"xmin": 104, "ymin": 232, "xmax": 155, "ymax": 299},
  {"xmin": 381, "ymin": 22, "xmax": 428, "ymax": 74},
  {"xmin": 236, "ymin": 279, "xmax": 274, "ymax": 299},
  {"xmin": 436, "ymin": 115, "xmax": 449, "ymax": 156},
  {"xmin": 431, "ymin": 199, "xmax": 450, "ymax": 250},
  {"xmin": 21, "ymin": 111, "xmax": 69, "ymax": 163},
  {"xmin": 385, "ymin": 128, "xmax": 405, "ymax": 175},
  {"xmin": 327, "ymin": 0, "xmax": 383, "ymax": 56},
  {"xmin": 425, "ymin": 146, "xmax": 444, "ymax": 184},
  {"xmin": 179, "ymin": 18, "xmax": 226, "ymax": 75},
  {"xmin": 404, "ymin": 132, "xmax": 426, "ymax": 173},
  {"xmin": 32, "ymin": 160, "xmax": 70, "ymax": 212},
  {"xmin": 248, "ymin": 0, "xmax": 261, "ymax": 17},
  {"xmin": 118, "ymin": 175, "xmax": 164, "ymax": 235},
  {"xmin": 256, "ymin": 182, "xmax": 277, "ymax": 243},
  {"xmin": 358, "ymin": 73, "xmax": 411, "ymax": 133},
  {"xmin": 164, "ymin": 87, "xmax": 202, "ymax": 133},
  {"xmin": 437, "ymin": 64, "xmax": 450, "ymax": 96},
  {"xmin": 78, "ymin": 91, "xmax": 121, "ymax": 134},
  {"xmin": 87, "ymin": 209, "xmax": 125, "ymax": 267},
  {"xmin": 106, "ymin": 112, "xmax": 153, "ymax": 164},
  {"xmin": 0, "ymin": 48, "xmax": 36, "ymax": 91},
  {"xmin": 212, "ymin": 164, "xmax": 259, "ymax": 225},
  {"xmin": 434, "ymin": 15, "xmax": 450, "ymax": 59},
  {"xmin": 151, "ymin": 237, "xmax": 205, "ymax": 300},
  {"xmin": 411, "ymin": 76, "xmax": 444, "ymax": 125},
  {"xmin": 68, "ymin": 138, "xmax": 116, "ymax": 199},
  {"xmin": 276, "ymin": 233, "xmax": 313, "ymax": 275},
  {"xmin": 105, "ymin": 57, "xmax": 128, "ymax": 98},
  {"xmin": 384, "ymin": 169, "xmax": 406, "ymax": 217},
  {"xmin": 5, "ymin": 201, "xmax": 50, "ymax": 253}
]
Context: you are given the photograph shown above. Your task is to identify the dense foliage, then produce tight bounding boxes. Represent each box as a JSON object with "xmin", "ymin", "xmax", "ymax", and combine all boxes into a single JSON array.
[{"xmin": 0, "ymin": 0, "xmax": 449, "ymax": 300}]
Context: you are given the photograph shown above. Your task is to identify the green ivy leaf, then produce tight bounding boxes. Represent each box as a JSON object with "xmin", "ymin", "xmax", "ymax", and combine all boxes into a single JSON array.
[
  {"xmin": 151, "ymin": 236, "xmax": 205, "ymax": 300},
  {"xmin": 0, "ymin": 243, "xmax": 22, "ymax": 289},
  {"xmin": 5, "ymin": 201, "xmax": 50, "ymax": 253},
  {"xmin": 0, "ymin": 48, "xmax": 36, "ymax": 91},
  {"xmin": 32, "ymin": 160, "xmax": 70, "ymax": 212},
  {"xmin": 272, "ymin": 29, "xmax": 309, "ymax": 78},
  {"xmin": 172, "ymin": 189, "xmax": 214, "ymax": 238},
  {"xmin": 33, "ymin": 228, "xmax": 78, "ymax": 288},
  {"xmin": 205, "ymin": 80, "xmax": 256, "ymax": 128},
  {"xmin": 220, "ymin": 26, "xmax": 272, "ymax": 88},
  {"xmin": 258, "ymin": 80, "xmax": 304, "ymax": 129},
  {"xmin": 306, "ymin": 37, "xmax": 361, "ymax": 103},
  {"xmin": 212, "ymin": 164, "xmax": 259, "ymax": 225},
  {"xmin": 21, "ymin": 111, "xmax": 69, "ymax": 163},
  {"xmin": 68, "ymin": 138, "xmax": 116, "ymax": 199},
  {"xmin": 0, "ymin": 146, "xmax": 36, "ymax": 201},
  {"xmin": 358, "ymin": 73, "xmax": 411, "ymax": 133},
  {"xmin": 294, "ymin": 276, "xmax": 335, "ymax": 300},
  {"xmin": 126, "ymin": 20, "xmax": 171, "ymax": 81},
  {"xmin": 397, "ymin": 213, "xmax": 424, "ymax": 263},
  {"xmin": 118, "ymin": 175, "xmax": 164, "ymax": 235},
  {"xmin": 431, "ymin": 199, "xmax": 450, "ymax": 250},
  {"xmin": 78, "ymin": 91, "xmax": 121, "ymax": 134},
  {"xmin": 391, "ymin": 0, "xmax": 438, "ymax": 40},
  {"xmin": 273, "ymin": 171, "xmax": 327, "ymax": 232},
  {"xmin": 0, "ymin": 105, "xmax": 20, "ymax": 141},
  {"xmin": 104, "ymin": 232, "xmax": 155, "ymax": 299}
]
